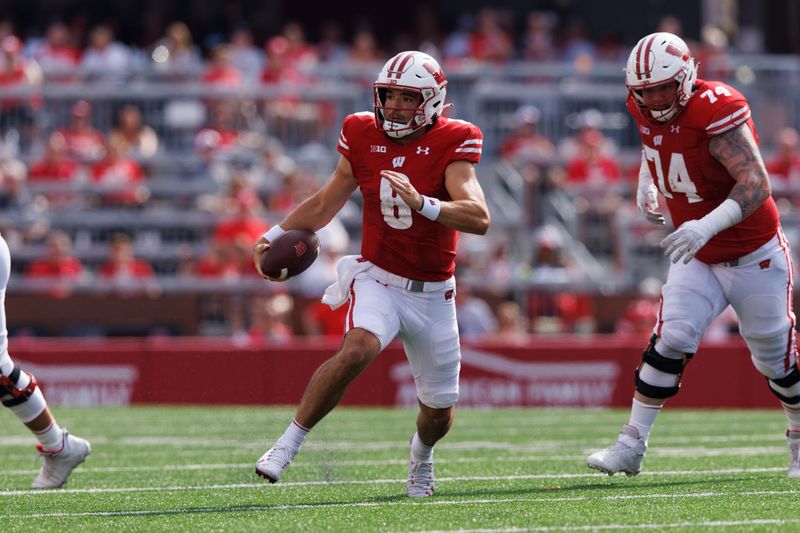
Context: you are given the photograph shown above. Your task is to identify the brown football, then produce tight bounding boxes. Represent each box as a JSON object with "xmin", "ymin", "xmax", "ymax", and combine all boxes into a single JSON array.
[{"xmin": 260, "ymin": 229, "xmax": 320, "ymax": 280}]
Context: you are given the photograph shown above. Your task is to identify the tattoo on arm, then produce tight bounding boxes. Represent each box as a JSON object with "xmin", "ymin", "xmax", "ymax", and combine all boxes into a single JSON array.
[{"xmin": 708, "ymin": 124, "xmax": 771, "ymax": 218}]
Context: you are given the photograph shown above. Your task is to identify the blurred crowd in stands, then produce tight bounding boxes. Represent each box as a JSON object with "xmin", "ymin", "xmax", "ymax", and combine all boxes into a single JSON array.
[{"xmin": 0, "ymin": 10, "xmax": 795, "ymax": 340}]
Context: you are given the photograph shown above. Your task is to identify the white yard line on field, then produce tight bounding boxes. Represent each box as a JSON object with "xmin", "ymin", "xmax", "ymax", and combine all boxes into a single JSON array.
[
  {"xmin": 416, "ymin": 519, "xmax": 800, "ymax": 532},
  {"xmin": 0, "ymin": 445, "xmax": 790, "ymax": 477},
  {"xmin": 0, "ymin": 433, "xmax": 789, "ymax": 451},
  {"xmin": 2, "ymin": 493, "xmax": 800, "ymax": 521},
  {"xmin": 0, "ymin": 466, "xmax": 790, "ymax": 498}
]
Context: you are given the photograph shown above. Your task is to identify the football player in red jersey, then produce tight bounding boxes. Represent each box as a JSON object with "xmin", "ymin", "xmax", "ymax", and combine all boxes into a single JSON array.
[
  {"xmin": 252, "ymin": 51, "xmax": 490, "ymax": 496},
  {"xmin": 587, "ymin": 32, "xmax": 800, "ymax": 478}
]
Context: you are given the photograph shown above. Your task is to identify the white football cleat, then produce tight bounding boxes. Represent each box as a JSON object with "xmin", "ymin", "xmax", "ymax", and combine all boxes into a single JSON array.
[
  {"xmin": 407, "ymin": 451, "xmax": 435, "ymax": 497},
  {"xmin": 255, "ymin": 443, "xmax": 295, "ymax": 483},
  {"xmin": 787, "ymin": 430, "xmax": 800, "ymax": 478},
  {"xmin": 587, "ymin": 424, "xmax": 646, "ymax": 477},
  {"xmin": 32, "ymin": 430, "xmax": 91, "ymax": 489}
]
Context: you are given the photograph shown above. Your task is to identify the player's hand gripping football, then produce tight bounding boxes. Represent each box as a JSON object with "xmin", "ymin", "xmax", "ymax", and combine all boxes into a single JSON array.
[
  {"xmin": 660, "ymin": 219, "xmax": 713, "ymax": 264},
  {"xmin": 637, "ymin": 181, "xmax": 665, "ymax": 225},
  {"xmin": 252, "ymin": 237, "xmax": 279, "ymax": 281},
  {"xmin": 381, "ymin": 170, "xmax": 423, "ymax": 210}
]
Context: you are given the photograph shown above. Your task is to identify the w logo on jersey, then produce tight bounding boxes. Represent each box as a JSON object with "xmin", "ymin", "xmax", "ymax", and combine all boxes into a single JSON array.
[
  {"xmin": 392, "ymin": 156, "xmax": 405, "ymax": 168},
  {"xmin": 654, "ymin": 135, "xmax": 663, "ymax": 146}
]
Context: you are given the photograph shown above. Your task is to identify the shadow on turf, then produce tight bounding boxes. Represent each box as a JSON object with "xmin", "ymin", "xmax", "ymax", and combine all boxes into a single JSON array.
[{"xmin": 436, "ymin": 475, "xmax": 747, "ymax": 500}]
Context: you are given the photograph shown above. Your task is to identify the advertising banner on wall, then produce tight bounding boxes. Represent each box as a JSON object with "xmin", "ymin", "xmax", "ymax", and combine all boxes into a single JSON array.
[{"xmin": 10, "ymin": 336, "xmax": 778, "ymax": 408}]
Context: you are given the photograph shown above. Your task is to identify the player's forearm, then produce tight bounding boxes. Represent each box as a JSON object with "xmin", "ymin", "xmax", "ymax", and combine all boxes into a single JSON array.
[
  {"xmin": 709, "ymin": 124, "xmax": 771, "ymax": 218},
  {"xmin": 436, "ymin": 200, "xmax": 491, "ymax": 235},
  {"xmin": 726, "ymin": 174, "xmax": 771, "ymax": 219},
  {"xmin": 278, "ymin": 195, "xmax": 337, "ymax": 233}
]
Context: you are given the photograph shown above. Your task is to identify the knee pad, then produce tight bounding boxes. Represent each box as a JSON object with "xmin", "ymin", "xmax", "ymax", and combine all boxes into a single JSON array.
[
  {"xmin": 1, "ymin": 364, "xmax": 47, "ymax": 422},
  {"xmin": 765, "ymin": 365, "xmax": 800, "ymax": 406},
  {"xmin": 659, "ymin": 318, "xmax": 703, "ymax": 355},
  {"xmin": 635, "ymin": 335, "xmax": 693, "ymax": 399}
]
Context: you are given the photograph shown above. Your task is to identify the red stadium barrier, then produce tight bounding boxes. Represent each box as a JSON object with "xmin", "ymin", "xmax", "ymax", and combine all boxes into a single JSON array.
[{"xmin": 9, "ymin": 335, "xmax": 779, "ymax": 408}]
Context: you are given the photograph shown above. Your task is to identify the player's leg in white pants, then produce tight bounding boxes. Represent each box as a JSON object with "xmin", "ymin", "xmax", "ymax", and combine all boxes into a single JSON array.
[
  {"xmin": 720, "ymin": 234, "xmax": 800, "ymax": 476},
  {"xmin": 0, "ymin": 234, "xmax": 90, "ymax": 488},
  {"xmin": 589, "ymin": 259, "xmax": 728, "ymax": 476}
]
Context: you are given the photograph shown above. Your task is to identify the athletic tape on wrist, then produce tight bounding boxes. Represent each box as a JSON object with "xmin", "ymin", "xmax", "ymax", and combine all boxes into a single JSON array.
[
  {"xmin": 417, "ymin": 196, "xmax": 441, "ymax": 221},
  {"xmin": 261, "ymin": 224, "xmax": 287, "ymax": 243}
]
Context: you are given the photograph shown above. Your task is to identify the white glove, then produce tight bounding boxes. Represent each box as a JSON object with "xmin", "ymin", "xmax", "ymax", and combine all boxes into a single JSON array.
[
  {"xmin": 636, "ymin": 154, "xmax": 665, "ymax": 225},
  {"xmin": 659, "ymin": 199, "xmax": 743, "ymax": 265},
  {"xmin": 659, "ymin": 220, "xmax": 713, "ymax": 264},
  {"xmin": 637, "ymin": 182, "xmax": 666, "ymax": 225}
]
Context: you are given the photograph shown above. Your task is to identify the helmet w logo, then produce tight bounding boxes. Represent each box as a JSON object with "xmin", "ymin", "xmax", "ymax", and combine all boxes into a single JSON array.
[{"xmin": 422, "ymin": 62, "xmax": 446, "ymax": 85}]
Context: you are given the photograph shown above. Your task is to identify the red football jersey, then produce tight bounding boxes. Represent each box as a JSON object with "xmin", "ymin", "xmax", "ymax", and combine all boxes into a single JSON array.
[
  {"xmin": 628, "ymin": 79, "xmax": 779, "ymax": 264},
  {"xmin": 337, "ymin": 113, "xmax": 482, "ymax": 281}
]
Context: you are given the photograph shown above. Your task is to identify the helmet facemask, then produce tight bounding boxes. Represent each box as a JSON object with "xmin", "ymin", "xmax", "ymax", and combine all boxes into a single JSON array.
[
  {"xmin": 630, "ymin": 77, "xmax": 686, "ymax": 123},
  {"xmin": 374, "ymin": 86, "xmax": 431, "ymax": 138}
]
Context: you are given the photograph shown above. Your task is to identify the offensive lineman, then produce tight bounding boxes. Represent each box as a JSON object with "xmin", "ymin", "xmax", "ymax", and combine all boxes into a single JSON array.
[
  {"xmin": 252, "ymin": 51, "xmax": 490, "ymax": 496},
  {"xmin": 0, "ymin": 234, "xmax": 91, "ymax": 488},
  {"xmin": 587, "ymin": 32, "xmax": 800, "ymax": 477}
]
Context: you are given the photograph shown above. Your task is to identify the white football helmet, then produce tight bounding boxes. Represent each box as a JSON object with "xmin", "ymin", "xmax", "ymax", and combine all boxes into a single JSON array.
[
  {"xmin": 625, "ymin": 32, "xmax": 697, "ymax": 123},
  {"xmin": 374, "ymin": 51, "xmax": 448, "ymax": 138}
]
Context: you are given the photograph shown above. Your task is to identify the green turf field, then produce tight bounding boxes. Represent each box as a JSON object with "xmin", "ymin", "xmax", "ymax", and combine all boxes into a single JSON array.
[{"xmin": 1, "ymin": 406, "xmax": 798, "ymax": 532}]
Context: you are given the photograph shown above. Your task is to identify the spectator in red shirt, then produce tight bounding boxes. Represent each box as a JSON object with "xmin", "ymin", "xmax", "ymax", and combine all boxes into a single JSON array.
[
  {"xmin": 766, "ymin": 127, "xmax": 800, "ymax": 193},
  {"xmin": 564, "ymin": 129, "xmax": 621, "ymax": 186},
  {"xmin": 25, "ymin": 231, "xmax": 84, "ymax": 278},
  {"xmin": 468, "ymin": 8, "xmax": 514, "ymax": 63},
  {"xmin": 194, "ymin": 241, "xmax": 241, "ymax": 279},
  {"xmin": 99, "ymin": 233, "xmax": 155, "ymax": 279},
  {"xmin": 194, "ymin": 101, "xmax": 243, "ymax": 155},
  {"xmin": 28, "ymin": 132, "xmax": 81, "ymax": 182},
  {"xmin": 90, "ymin": 139, "xmax": 148, "ymax": 207},
  {"xmin": 57, "ymin": 100, "xmax": 106, "ymax": 164},
  {"xmin": 499, "ymin": 105, "xmax": 556, "ymax": 166},
  {"xmin": 29, "ymin": 21, "xmax": 81, "ymax": 80},
  {"xmin": 0, "ymin": 35, "xmax": 42, "ymax": 134},
  {"xmin": 499, "ymin": 105, "xmax": 558, "ymax": 226},
  {"xmin": 28, "ymin": 131, "xmax": 82, "ymax": 208},
  {"xmin": 202, "ymin": 43, "xmax": 244, "ymax": 87},
  {"xmin": 24, "ymin": 231, "xmax": 85, "ymax": 297}
]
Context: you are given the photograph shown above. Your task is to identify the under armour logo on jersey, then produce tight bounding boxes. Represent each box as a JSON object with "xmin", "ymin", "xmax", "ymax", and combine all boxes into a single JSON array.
[
  {"xmin": 392, "ymin": 156, "xmax": 405, "ymax": 168},
  {"xmin": 416, "ymin": 146, "xmax": 430, "ymax": 155},
  {"xmin": 671, "ymin": 125, "xmax": 680, "ymax": 133},
  {"xmin": 653, "ymin": 135, "xmax": 663, "ymax": 146},
  {"xmin": 759, "ymin": 259, "xmax": 771, "ymax": 270}
]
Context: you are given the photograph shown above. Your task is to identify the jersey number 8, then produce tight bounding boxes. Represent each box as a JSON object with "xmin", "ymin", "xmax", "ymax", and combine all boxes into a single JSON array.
[{"xmin": 380, "ymin": 175, "xmax": 413, "ymax": 229}]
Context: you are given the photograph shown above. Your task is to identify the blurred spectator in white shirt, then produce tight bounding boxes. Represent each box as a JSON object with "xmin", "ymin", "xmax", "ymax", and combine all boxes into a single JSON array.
[
  {"xmin": 81, "ymin": 24, "xmax": 131, "ymax": 84},
  {"xmin": 228, "ymin": 26, "xmax": 264, "ymax": 81},
  {"xmin": 108, "ymin": 105, "xmax": 159, "ymax": 160}
]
